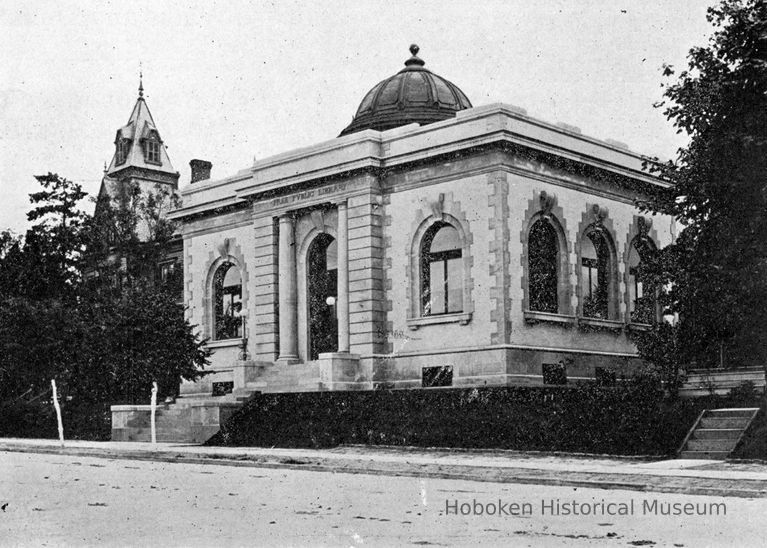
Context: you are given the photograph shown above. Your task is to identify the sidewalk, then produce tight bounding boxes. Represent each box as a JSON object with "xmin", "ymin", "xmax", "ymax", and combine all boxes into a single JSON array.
[{"xmin": 2, "ymin": 437, "xmax": 766, "ymax": 499}]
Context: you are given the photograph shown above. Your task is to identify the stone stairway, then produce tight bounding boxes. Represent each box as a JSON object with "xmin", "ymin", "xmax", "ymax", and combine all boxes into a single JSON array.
[
  {"xmin": 112, "ymin": 391, "xmax": 258, "ymax": 444},
  {"xmin": 678, "ymin": 408, "xmax": 760, "ymax": 459},
  {"xmin": 112, "ymin": 361, "xmax": 324, "ymax": 443}
]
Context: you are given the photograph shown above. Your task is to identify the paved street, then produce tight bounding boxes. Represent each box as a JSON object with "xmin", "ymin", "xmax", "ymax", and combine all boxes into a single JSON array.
[{"xmin": 2, "ymin": 451, "xmax": 766, "ymax": 547}]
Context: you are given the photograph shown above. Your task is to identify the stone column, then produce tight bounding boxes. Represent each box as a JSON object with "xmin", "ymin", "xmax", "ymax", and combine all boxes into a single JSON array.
[
  {"xmin": 278, "ymin": 214, "xmax": 298, "ymax": 363},
  {"xmin": 337, "ymin": 201, "xmax": 350, "ymax": 352}
]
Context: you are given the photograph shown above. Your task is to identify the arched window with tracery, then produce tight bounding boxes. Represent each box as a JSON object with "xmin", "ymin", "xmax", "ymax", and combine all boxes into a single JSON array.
[
  {"xmin": 213, "ymin": 261, "xmax": 242, "ymax": 340},
  {"xmin": 421, "ymin": 222, "xmax": 463, "ymax": 316},
  {"xmin": 581, "ymin": 229, "xmax": 613, "ymax": 319},
  {"xmin": 628, "ymin": 238, "xmax": 656, "ymax": 324},
  {"xmin": 528, "ymin": 219, "xmax": 559, "ymax": 313}
]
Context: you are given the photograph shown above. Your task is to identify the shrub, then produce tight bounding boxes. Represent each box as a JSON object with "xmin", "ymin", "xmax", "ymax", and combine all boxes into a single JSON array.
[{"xmin": 209, "ymin": 378, "xmax": 697, "ymax": 456}]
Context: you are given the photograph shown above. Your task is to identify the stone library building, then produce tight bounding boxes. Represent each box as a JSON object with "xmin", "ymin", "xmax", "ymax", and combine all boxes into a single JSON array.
[{"xmin": 108, "ymin": 45, "xmax": 675, "ymax": 439}]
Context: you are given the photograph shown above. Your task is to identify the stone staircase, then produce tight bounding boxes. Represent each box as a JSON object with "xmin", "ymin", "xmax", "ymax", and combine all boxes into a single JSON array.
[
  {"xmin": 678, "ymin": 408, "xmax": 760, "ymax": 459},
  {"xmin": 111, "ymin": 361, "xmax": 324, "ymax": 443}
]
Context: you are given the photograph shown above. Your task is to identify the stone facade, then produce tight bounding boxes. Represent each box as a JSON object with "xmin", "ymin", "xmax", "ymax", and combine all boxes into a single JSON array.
[{"xmin": 169, "ymin": 104, "xmax": 675, "ymax": 396}]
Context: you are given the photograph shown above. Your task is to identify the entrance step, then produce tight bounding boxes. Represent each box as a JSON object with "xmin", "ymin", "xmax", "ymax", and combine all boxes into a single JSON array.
[
  {"xmin": 678, "ymin": 408, "xmax": 759, "ymax": 460},
  {"xmin": 111, "ymin": 388, "xmax": 262, "ymax": 444},
  {"xmin": 112, "ymin": 359, "xmax": 337, "ymax": 443},
  {"xmin": 699, "ymin": 416, "xmax": 752, "ymax": 429},
  {"xmin": 679, "ymin": 450, "xmax": 732, "ymax": 460}
]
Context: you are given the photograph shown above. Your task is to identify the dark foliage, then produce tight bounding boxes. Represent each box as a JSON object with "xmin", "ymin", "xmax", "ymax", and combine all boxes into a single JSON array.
[
  {"xmin": 638, "ymin": 1, "xmax": 767, "ymax": 369},
  {"xmin": 0, "ymin": 174, "xmax": 209, "ymax": 439},
  {"xmin": 209, "ymin": 378, "xmax": 700, "ymax": 456}
]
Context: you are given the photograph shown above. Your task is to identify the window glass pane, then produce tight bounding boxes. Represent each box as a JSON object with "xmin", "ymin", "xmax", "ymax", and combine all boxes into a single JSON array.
[
  {"xmin": 357, "ymin": 82, "xmax": 382, "ymax": 113},
  {"xmin": 581, "ymin": 263, "xmax": 594, "ymax": 299},
  {"xmin": 581, "ymin": 234, "xmax": 597, "ymax": 260},
  {"xmin": 326, "ymin": 239, "xmax": 338, "ymax": 271},
  {"xmin": 581, "ymin": 230, "xmax": 610, "ymax": 318},
  {"xmin": 430, "ymin": 226, "xmax": 460, "ymax": 253},
  {"xmin": 446, "ymin": 257, "xmax": 463, "ymax": 313},
  {"xmin": 429, "ymin": 261, "xmax": 445, "ymax": 314},
  {"xmin": 223, "ymin": 265, "xmax": 241, "ymax": 288},
  {"xmin": 528, "ymin": 220, "xmax": 558, "ymax": 313},
  {"xmin": 405, "ymin": 72, "xmax": 429, "ymax": 102},
  {"xmin": 378, "ymin": 77, "xmax": 401, "ymax": 106},
  {"xmin": 434, "ymin": 78, "xmax": 455, "ymax": 105},
  {"xmin": 215, "ymin": 262, "xmax": 242, "ymax": 339}
]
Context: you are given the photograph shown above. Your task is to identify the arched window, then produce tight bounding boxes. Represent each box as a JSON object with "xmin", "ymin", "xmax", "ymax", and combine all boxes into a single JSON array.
[
  {"xmin": 213, "ymin": 261, "xmax": 242, "ymax": 340},
  {"xmin": 628, "ymin": 239, "xmax": 656, "ymax": 324},
  {"xmin": 421, "ymin": 222, "xmax": 462, "ymax": 316},
  {"xmin": 581, "ymin": 229, "xmax": 612, "ymax": 319},
  {"xmin": 528, "ymin": 219, "xmax": 559, "ymax": 313}
]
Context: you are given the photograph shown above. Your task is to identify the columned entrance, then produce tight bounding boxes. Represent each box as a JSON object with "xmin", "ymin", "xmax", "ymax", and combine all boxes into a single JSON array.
[{"xmin": 307, "ymin": 233, "xmax": 338, "ymax": 360}]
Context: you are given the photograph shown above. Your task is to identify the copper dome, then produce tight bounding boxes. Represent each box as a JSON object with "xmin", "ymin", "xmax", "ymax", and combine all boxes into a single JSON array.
[{"xmin": 339, "ymin": 45, "xmax": 472, "ymax": 137}]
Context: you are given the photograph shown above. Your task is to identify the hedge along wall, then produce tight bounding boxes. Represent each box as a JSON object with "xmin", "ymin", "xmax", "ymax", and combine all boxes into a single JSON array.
[{"xmin": 207, "ymin": 381, "xmax": 701, "ymax": 456}]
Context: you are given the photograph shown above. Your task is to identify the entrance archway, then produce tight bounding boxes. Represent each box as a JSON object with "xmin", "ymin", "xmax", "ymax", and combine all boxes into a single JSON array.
[{"xmin": 307, "ymin": 233, "xmax": 338, "ymax": 360}]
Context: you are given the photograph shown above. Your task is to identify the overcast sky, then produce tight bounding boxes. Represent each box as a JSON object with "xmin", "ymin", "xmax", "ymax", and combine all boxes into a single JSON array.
[{"xmin": 1, "ymin": 1, "xmax": 715, "ymax": 233}]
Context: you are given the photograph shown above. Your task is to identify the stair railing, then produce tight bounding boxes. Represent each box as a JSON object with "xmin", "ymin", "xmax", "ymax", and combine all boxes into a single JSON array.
[
  {"xmin": 730, "ymin": 408, "xmax": 761, "ymax": 458},
  {"xmin": 677, "ymin": 409, "xmax": 707, "ymax": 457}
]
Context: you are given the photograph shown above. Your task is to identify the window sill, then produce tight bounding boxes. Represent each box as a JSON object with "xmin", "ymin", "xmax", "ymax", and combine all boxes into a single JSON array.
[
  {"xmin": 626, "ymin": 322, "xmax": 653, "ymax": 333},
  {"xmin": 407, "ymin": 312, "xmax": 472, "ymax": 330},
  {"xmin": 524, "ymin": 311, "xmax": 577, "ymax": 327},
  {"xmin": 206, "ymin": 338, "xmax": 243, "ymax": 349},
  {"xmin": 577, "ymin": 317, "xmax": 625, "ymax": 332}
]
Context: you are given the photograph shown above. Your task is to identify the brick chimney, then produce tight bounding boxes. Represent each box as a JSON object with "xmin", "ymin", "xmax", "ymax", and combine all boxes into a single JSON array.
[{"xmin": 189, "ymin": 159, "xmax": 212, "ymax": 183}]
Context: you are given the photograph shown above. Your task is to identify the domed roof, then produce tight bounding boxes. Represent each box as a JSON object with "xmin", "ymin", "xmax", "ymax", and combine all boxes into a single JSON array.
[{"xmin": 339, "ymin": 45, "xmax": 472, "ymax": 137}]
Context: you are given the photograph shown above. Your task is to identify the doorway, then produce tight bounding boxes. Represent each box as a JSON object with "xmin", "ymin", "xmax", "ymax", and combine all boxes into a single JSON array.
[{"xmin": 307, "ymin": 233, "xmax": 338, "ymax": 360}]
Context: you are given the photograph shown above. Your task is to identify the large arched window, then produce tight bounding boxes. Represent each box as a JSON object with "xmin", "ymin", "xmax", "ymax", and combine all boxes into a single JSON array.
[
  {"xmin": 628, "ymin": 239, "xmax": 656, "ymax": 324},
  {"xmin": 528, "ymin": 219, "xmax": 559, "ymax": 313},
  {"xmin": 213, "ymin": 261, "xmax": 242, "ymax": 340},
  {"xmin": 581, "ymin": 229, "xmax": 612, "ymax": 319},
  {"xmin": 421, "ymin": 222, "xmax": 463, "ymax": 316}
]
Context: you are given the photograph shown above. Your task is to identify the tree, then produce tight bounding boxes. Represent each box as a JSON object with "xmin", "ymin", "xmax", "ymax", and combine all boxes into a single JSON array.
[
  {"xmin": 82, "ymin": 181, "xmax": 180, "ymax": 292},
  {"xmin": 25, "ymin": 173, "xmax": 89, "ymax": 300},
  {"xmin": 77, "ymin": 181, "xmax": 207, "ymax": 402},
  {"xmin": 638, "ymin": 0, "xmax": 767, "ymax": 370},
  {"xmin": 0, "ymin": 174, "xmax": 88, "ymax": 410},
  {"xmin": 0, "ymin": 174, "xmax": 209, "ymax": 437}
]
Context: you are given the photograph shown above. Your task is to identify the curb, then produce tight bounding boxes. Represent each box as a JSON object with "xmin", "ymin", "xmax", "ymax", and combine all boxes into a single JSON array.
[{"xmin": 1, "ymin": 442, "xmax": 766, "ymax": 500}]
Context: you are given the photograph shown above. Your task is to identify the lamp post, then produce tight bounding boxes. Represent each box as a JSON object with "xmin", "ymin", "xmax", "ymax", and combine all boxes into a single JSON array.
[
  {"xmin": 238, "ymin": 309, "xmax": 249, "ymax": 361},
  {"xmin": 326, "ymin": 295, "xmax": 337, "ymax": 320},
  {"xmin": 663, "ymin": 309, "xmax": 680, "ymax": 396}
]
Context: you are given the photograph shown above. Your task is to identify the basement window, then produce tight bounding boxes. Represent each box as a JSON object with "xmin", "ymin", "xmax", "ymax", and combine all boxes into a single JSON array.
[
  {"xmin": 542, "ymin": 362, "xmax": 567, "ymax": 385},
  {"xmin": 422, "ymin": 365, "xmax": 453, "ymax": 388}
]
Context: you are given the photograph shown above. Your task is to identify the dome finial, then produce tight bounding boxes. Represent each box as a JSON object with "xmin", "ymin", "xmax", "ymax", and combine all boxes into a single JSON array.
[{"xmin": 404, "ymin": 43, "xmax": 425, "ymax": 67}]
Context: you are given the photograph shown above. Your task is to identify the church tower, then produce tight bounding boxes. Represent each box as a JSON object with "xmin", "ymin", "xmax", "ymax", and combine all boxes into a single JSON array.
[
  {"xmin": 104, "ymin": 76, "xmax": 179, "ymax": 189},
  {"xmin": 93, "ymin": 77, "xmax": 183, "ymax": 297},
  {"xmin": 95, "ymin": 76, "xmax": 181, "ymax": 244}
]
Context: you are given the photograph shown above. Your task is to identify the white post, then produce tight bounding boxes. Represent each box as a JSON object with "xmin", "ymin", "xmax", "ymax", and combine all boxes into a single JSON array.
[
  {"xmin": 150, "ymin": 382, "xmax": 158, "ymax": 444},
  {"xmin": 50, "ymin": 380, "xmax": 64, "ymax": 447}
]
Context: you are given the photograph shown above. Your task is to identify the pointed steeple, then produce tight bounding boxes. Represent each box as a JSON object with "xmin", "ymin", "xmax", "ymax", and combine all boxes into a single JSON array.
[{"xmin": 106, "ymin": 78, "xmax": 177, "ymax": 178}]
